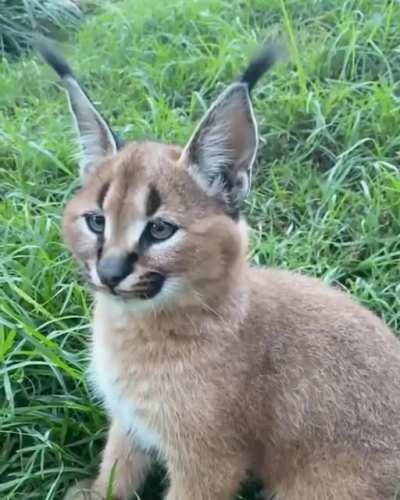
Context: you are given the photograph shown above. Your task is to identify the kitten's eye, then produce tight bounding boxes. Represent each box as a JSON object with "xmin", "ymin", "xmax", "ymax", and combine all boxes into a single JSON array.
[
  {"xmin": 148, "ymin": 220, "xmax": 177, "ymax": 241},
  {"xmin": 84, "ymin": 213, "xmax": 105, "ymax": 234}
]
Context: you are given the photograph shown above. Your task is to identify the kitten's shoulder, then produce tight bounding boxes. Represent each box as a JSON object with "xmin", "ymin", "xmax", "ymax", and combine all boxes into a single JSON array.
[
  {"xmin": 246, "ymin": 266, "xmax": 330, "ymax": 297},
  {"xmin": 244, "ymin": 265, "xmax": 394, "ymax": 344},
  {"xmin": 245, "ymin": 265, "xmax": 369, "ymax": 325}
]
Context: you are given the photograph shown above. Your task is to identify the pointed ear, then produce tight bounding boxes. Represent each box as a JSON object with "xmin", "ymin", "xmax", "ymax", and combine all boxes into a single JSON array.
[
  {"xmin": 37, "ymin": 41, "xmax": 119, "ymax": 179},
  {"xmin": 181, "ymin": 45, "xmax": 279, "ymax": 216},
  {"xmin": 181, "ymin": 83, "xmax": 257, "ymax": 215}
]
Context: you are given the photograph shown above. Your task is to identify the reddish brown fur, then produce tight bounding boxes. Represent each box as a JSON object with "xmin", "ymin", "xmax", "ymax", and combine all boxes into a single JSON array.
[{"xmin": 62, "ymin": 140, "xmax": 400, "ymax": 500}]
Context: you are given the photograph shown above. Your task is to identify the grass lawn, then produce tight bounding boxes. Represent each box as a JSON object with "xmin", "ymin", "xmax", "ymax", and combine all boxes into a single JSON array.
[{"xmin": 1, "ymin": 0, "xmax": 400, "ymax": 498}]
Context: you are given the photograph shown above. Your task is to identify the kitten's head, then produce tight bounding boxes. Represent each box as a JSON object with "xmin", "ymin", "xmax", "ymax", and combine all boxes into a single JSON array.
[{"xmin": 39, "ymin": 42, "xmax": 277, "ymax": 311}]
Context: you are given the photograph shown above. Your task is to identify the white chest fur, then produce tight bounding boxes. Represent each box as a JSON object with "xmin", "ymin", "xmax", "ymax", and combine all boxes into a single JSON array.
[{"xmin": 90, "ymin": 313, "xmax": 162, "ymax": 452}]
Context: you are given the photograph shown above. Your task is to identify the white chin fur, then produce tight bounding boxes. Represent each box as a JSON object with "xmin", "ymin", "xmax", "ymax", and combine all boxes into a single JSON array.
[{"xmin": 95, "ymin": 276, "xmax": 184, "ymax": 318}]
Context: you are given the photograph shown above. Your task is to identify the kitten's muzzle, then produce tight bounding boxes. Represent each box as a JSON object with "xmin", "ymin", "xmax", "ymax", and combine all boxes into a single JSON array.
[
  {"xmin": 97, "ymin": 252, "xmax": 138, "ymax": 289},
  {"xmin": 133, "ymin": 272, "xmax": 166, "ymax": 300}
]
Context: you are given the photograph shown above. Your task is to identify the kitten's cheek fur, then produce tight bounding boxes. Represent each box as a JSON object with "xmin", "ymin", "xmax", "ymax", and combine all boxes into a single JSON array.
[
  {"xmin": 87, "ymin": 259, "xmax": 102, "ymax": 287},
  {"xmin": 115, "ymin": 272, "xmax": 137, "ymax": 291},
  {"xmin": 188, "ymin": 216, "xmax": 247, "ymax": 284},
  {"xmin": 63, "ymin": 208, "xmax": 96, "ymax": 261}
]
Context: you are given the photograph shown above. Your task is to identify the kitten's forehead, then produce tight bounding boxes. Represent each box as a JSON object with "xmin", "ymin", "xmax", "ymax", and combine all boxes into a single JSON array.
[
  {"xmin": 95, "ymin": 141, "xmax": 178, "ymax": 209},
  {"xmin": 90, "ymin": 140, "xmax": 223, "ymax": 221}
]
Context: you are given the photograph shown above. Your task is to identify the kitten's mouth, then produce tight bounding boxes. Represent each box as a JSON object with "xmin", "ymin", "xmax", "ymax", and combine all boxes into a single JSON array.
[
  {"xmin": 115, "ymin": 272, "xmax": 166, "ymax": 300},
  {"xmin": 83, "ymin": 263, "xmax": 166, "ymax": 300}
]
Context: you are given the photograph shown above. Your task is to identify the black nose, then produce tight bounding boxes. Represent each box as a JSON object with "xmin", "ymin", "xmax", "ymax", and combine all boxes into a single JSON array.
[{"xmin": 97, "ymin": 253, "xmax": 137, "ymax": 289}]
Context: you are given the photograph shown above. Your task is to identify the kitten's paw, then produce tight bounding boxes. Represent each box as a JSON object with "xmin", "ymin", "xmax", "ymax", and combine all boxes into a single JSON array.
[
  {"xmin": 256, "ymin": 489, "xmax": 275, "ymax": 500},
  {"xmin": 63, "ymin": 479, "xmax": 102, "ymax": 500}
]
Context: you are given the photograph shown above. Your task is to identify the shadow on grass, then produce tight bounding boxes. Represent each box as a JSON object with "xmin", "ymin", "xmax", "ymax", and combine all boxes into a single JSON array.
[{"xmin": 139, "ymin": 464, "xmax": 267, "ymax": 499}]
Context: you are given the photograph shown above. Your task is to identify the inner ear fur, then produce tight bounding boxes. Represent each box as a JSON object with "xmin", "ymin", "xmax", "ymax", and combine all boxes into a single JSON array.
[
  {"xmin": 182, "ymin": 83, "xmax": 258, "ymax": 215},
  {"xmin": 180, "ymin": 45, "xmax": 280, "ymax": 216}
]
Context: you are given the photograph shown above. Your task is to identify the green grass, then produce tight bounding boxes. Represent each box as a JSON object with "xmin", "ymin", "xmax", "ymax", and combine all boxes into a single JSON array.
[
  {"xmin": 1, "ymin": 0, "xmax": 400, "ymax": 498},
  {"xmin": 0, "ymin": 0, "xmax": 82, "ymax": 55}
]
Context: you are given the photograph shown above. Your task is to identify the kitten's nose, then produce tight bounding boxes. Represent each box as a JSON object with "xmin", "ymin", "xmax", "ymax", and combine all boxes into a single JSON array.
[{"xmin": 97, "ymin": 253, "xmax": 137, "ymax": 289}]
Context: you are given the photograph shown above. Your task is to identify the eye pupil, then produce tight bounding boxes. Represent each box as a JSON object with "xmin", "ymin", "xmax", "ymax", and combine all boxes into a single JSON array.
[
  {"xmin": 85, "ymin": 213, "xmax": 105, "ymax": 234},
  {"xmin": 148, "ymin": 220, "xmax": 177, "ymax": 241}
]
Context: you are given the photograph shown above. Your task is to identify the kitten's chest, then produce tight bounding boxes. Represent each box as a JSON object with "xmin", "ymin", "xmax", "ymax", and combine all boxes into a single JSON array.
[{"xmin": 90, "ymin": 335, "xmax": 165, "ymax": 452}]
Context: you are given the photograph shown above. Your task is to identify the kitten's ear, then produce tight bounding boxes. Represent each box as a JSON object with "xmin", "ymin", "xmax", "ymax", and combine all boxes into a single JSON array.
[
  {"xmin": 37, "ymin": 41, "xmax": 120, "ymax": 179},
  {"xmin": 181, "ymin": 46, "xmax": 278, "ymax": 216}
]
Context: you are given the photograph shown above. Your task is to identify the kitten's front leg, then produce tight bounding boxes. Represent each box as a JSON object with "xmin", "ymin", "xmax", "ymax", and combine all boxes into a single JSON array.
[
  {"xmin": 165, "ymin": 455, "xmax": 245, "ymax": 500},
  {"xmin": 64, "ymin": 420, "xmax": 151, "ymax": 500}
]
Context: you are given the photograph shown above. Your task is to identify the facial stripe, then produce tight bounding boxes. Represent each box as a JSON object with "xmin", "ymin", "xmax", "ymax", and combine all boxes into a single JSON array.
[
  {"xmin": 126, "ymin": 219, "xmax": 147, "ymax": 249},
  {"xmin": 97, "ymin": 181, "xmax": 110, "ymax": 209},
  {"xmin": 146, "ymin": 184, "xmax": 161, "ymax": 217},
  {"xmin": 97, "ymin": 231, "xmax": 104, "ymax": 259}
]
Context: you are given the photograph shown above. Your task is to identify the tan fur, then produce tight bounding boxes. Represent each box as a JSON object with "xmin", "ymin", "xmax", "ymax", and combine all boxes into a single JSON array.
[{"xmin": 61, "ymin": 139, "xmax": 400, "ymax": 500}]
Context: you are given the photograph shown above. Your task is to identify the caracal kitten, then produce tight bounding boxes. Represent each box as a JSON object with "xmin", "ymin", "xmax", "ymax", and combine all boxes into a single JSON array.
[{"xmin": 37, "ymin": 42, "xmax": 400, "ymax": 500}]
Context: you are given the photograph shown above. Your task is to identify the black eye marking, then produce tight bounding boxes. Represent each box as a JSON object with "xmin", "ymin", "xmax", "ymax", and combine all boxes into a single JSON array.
[
  {"xmin": 146, "ymin": 184, "xmax": 162, "ymax": 217},
  {"xmin": 84, "ymin": 213, "xmax": 105, "ymax": 234},
  {"xmin": 97, "ymin": 182, "xmax": 110, "ymax": 210}
]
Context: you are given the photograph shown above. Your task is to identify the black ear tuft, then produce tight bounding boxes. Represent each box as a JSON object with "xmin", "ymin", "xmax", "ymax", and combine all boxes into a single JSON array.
[
  {"xmin": 182, "ymin": 43, "xmax": 283, "ymax": 215},
  {"xmin": 37, "ymin": 38, "xmax": 119, "ymax": 178},
  {"xmin": 36, "ymin": 38, "xmax": 74, "ymax": 79},
  {"xmin": 240, "ymin": 44, "xmax": 282, "ymax": 92}
]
